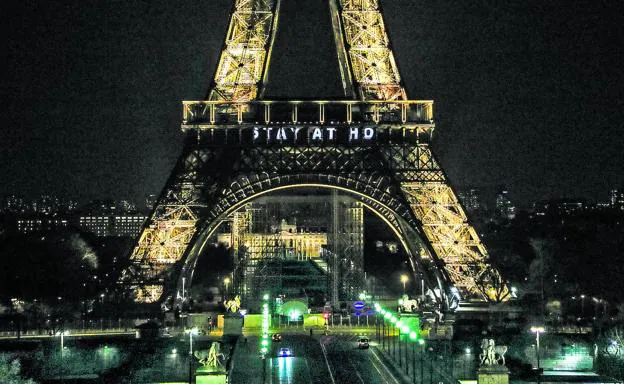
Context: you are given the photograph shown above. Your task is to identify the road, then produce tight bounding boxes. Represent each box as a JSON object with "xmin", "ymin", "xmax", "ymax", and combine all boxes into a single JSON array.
[
  {"xmin": 230, "ymin": 332, "xmax": 406, "ymax": 384},
  {"xmin": 320, "ymin": 333, "xmax": 406, "ymax": 384}
]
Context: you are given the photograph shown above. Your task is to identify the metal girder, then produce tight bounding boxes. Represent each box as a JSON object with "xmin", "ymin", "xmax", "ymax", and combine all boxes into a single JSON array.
[
  {"xmin": 400, "ymin": 182, "xmax": 509, "ymax": 301},
  {"xmin": 209, "ymin": 0, "xmax": 280, "ymax": 101},
  {"xmin": 335, "ymin": 0, "xmax": 406, "ymax": 100},
  {"xmin": 119, "ymin": 154, "xmax": 207, "ymax": 302},
  {"xmin": 331, "ymin": 0, "xmax": 509, "ymax": 301}
]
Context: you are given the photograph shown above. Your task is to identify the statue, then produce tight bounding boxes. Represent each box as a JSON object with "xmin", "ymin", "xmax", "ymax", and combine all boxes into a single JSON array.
[
  {"xmin": 195, "ymin": 342, "xmax": 225, "ymax": 368},
  {"xmin": 224, "ymin": 295, "xmax": 241, "ymax": 313},
  {"xmin": 479, "ymin": 338, "xmax": 507, "ymax": 366}
]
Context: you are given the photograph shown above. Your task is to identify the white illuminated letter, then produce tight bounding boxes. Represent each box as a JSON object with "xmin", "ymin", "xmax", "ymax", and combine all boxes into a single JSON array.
[
  {"xmin": 265, "ymin": 127, "xmax": 273, "ymax": 142},
  {"xmin": 290, "ymin": 127, "xmax": 303, "ymax": 140},
  {"xmin": 312, "ymin": 127, "xmax": 322, "ymax": 140},
  {"xmin": 253, "ymin": 127, "xmax": 260, "ymax": 141},
  {"xmin": 326, "ymin": 127, "xmax": 336, "ymax": 140},
  {"xmin": 349, "ymin": 127, "xmax": 359, "ymax": 140},
  {"xmin": 363, "ymin": 127, "xmax": 374, "ymax": 139},
  {"xmin": 276, "ymin": 128, "xmax": 287, "ymax": 140}
]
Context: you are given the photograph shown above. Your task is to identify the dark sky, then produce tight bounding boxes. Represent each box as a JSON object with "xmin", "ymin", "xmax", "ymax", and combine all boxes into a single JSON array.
[{"xmin": 2, "ymin": 0, "xmax": 623, "ymax": 206}]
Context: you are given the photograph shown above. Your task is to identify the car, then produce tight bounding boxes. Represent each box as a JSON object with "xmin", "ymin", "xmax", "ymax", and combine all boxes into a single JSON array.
[
  {"xmin": 272, "ymin": 333, "xmax": 282, "ymax": 342},
  {"xmin": 358, "ymin": 337, "xmax": 370, "ymax": 349},
  {"xmin": 278, "ymin": 347, "xmax": 293, "ymax": 357}
]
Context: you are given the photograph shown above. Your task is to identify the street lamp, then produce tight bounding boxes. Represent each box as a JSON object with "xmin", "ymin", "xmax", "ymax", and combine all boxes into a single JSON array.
[
  {"xmin": 223, "ymin": 277, "xmax": 231, "ymax": 297},
  {"xmin": 56, "ymin": 330, "xmax": 69, "ymax": 353},
  {"xmin": 419, "ymin": 339, "xmax": 425, "ymax": 384},
  {"xmin": 401, "ymin": 275, "xmax": 409, "ymax": 294},
  {"xmin": 186, "ymin": 327, "xmax": 199, "ymax": 355},
  {"xmin": 530, "ymin": 326, "xmax": 545, "ymax": 371},
  {"xmin": 464, "ymin": 347, "xmax": 472, "ymax": 378},
  {"xmin": 100, "ymin": 293, "xmax": 105, "ymax": 331},
  {"xmin": 186, "ymin": 327, "xmax": 199, "ymax": 384}
]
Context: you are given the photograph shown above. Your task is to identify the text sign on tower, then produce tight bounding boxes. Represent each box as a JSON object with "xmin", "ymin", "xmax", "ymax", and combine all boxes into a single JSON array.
[
  {"xmin": 252, "ymin": 126, "xmax": 375, "ymax": 144},
  {"xmin": 199, "ymin": 125, "xmax": 429, "ymax": 147}
]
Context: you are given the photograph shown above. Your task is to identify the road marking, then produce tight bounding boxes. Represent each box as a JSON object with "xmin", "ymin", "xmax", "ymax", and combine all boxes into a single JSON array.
[
  {"xmin": 368, "ymin": 351, "xmax": 391, "ymax": 384},
  {"xmin": 347, "ymin": 356, "xmax": 366, "ymax": 384},
  {"xmin": 371, "ymin": 348, "xmax": 401, "ymax": 384},
  {"xmin": 303, "ymin": 354, "xmax": 314, "ymax": 384},
  {"xmin": 318, "ymin": 337, "xmax": 337, "ymax": 384}
]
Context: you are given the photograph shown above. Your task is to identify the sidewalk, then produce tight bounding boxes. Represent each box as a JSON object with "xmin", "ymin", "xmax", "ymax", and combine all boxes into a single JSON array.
[{"xmin": 0, "ymin": 329, "xmax": 135, "ymax": 340}]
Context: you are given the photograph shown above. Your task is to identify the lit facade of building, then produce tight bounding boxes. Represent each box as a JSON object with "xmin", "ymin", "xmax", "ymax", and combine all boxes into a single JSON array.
[
  {"xmin": 2, "ymin": 195, "xmax": 26, "ymax": 214},
  {"xmin": 79, "ymin": 216, "xmax": 111, "ymax": 236},
  {"xmin": 78, "ymin": 215, "xmax": 146, "ymax": 237},
  {"xmin": 495, "ymin": 189, "xmax": 516, "ymax": 219},
  {"xmin": 458, "ymin": 187, "xmax": 481, "ymax": 211},
  {"xmin": 16, "ymin": 218, "xmax": 68, "ymax": 233},
  {"xmin": 610, "ymin": 189, "xmax": 624, "ymax": 210},
  {"xmin": 113, "ymin": 215, "xmax": 147, "ymax": 237},
  {"xmin": 218, "ymin": 219, "xmax": 327, "ymax": 260}
]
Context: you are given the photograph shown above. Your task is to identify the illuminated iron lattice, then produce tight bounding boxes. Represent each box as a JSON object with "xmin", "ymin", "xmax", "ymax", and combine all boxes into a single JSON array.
[
  {"xmin": 337, "ymin": 0, "xmax": 406, "ymax": 100},
  {"xmin": 119, "ymin": 0, "xmax": 509, "ymax": 305},
  {"xmin": 209, "ymin": 0, "xmax": 280, "ymax": 101}
]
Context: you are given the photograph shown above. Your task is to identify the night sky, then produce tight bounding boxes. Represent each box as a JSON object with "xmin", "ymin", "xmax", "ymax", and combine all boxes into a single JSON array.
[{"xmin": 2, "ymin": 0, "xmax": 623, "ymax": 206}]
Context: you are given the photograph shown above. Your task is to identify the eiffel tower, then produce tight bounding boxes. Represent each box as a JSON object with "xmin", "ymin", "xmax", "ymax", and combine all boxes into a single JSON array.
[{"xmin": 120, "ymin": 0, "xmax": 509, "ymax": 311}]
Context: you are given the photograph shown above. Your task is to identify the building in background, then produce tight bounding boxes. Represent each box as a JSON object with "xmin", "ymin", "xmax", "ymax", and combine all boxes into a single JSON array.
[
  {"xmin": 77, "ymin": 214, "xmax": 146, "ymax": 237},
  {"xmin": 610, "ymin": 188, "xmax": 624, "ymax": 210},
  {"xmin": 118, "ymin": 199, "xmax": 138, "ymax": 213},
  {"xmin": 495, "ymin": 188, "xmax": 516, "ymax": 219},
  {"xmin": 458, "ymin": 187, "xmax": 481, "ymax": 212},
  {"xmin": 2, "ymin": 195, "xmax": 27, "ymax": 214},
  {"xmin": 32, "ymin": 194, "xmax": 61, "ymax": 215},
  {"xmin": 16, "ymin": 217, "xmax": 69, "ymax": 233}
]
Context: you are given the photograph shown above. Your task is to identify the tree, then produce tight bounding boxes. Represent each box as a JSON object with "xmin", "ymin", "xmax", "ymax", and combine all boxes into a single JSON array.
[{"xmin": 0, "ymin": 355, "xmax": 36, "ymax": 384}]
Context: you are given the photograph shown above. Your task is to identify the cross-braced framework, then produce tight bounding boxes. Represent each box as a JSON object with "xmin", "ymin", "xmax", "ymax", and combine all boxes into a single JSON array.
[
  {"xmin": 336, "ymin": 0, "xmax": 405, "ymax": 100},
  {"xmin": 119, "ymin": 0, "xmax": 510, "ymax": 307},
  {"xmin": 209, "ymin": 0, "xmax": 280, "ymax": 101},
  {"xmin": 123, "ymin": 187, "xmax": 202, "ymax": 303}
]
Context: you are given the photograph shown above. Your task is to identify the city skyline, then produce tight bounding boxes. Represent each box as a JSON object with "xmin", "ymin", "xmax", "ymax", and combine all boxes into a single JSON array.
[{"xmin": 1, "ymin": 0, "xmax": 623, "ymax": 205}]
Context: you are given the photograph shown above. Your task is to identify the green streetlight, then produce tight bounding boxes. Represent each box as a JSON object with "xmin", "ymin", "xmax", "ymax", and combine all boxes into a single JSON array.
[
  {"xmin": 185, "ymin": 327, "xmax": 199, "ymax": 355},
  {"xmin": 530, "ymin": 326, "xmax": 545, "ymax": 371}
]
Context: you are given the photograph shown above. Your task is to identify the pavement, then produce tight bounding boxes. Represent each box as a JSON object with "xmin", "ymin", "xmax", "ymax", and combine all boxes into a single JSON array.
[
  {"xmin": 0, "ymin": 329, "xmax": 135, "ymax": 340},
  {"xmin": 511, "ymin": 371, "xmax": 624, "ymax": 384}
]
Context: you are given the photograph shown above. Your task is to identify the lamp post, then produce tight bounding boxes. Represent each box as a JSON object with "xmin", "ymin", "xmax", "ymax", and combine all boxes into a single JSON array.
[
  {"xmin": 428, "ymin": 347, "xmax": 434, "ymax": 384},
  {"xmin": 186, "ymin": 327, "xmax": 199, "ymax": 384},
  {"xmin": 100, "ymin": 293, "xmax": 105, "ymax": 330},
  {"xmin": 382, "ymin": 317, "xmax": 386, "ymax": 349},
  {"xmin": 186, "ymin": 327, "xmax": 199, "ymax": 355},
  {"xmin": 401, "ymin": 275, "xmax": 409, "ymax": 294},
  {"xmin": 464, "ymin": 347, "xmax": 471, "ymax": 378},
  {"xmin": 56, "ymin": 330, "xmax": 69, "ymax": 353},
  {"xmin": 224, "ymin": 277, "xmax": 231, "ymax": 297},
  {"xmin": 56, "ymin": 330, "xmax": 68, "ymax": 382},
  {"xmin": 530, "ymin": 326, "xmax": 545, "ymax": 371},
  {"xmin": 419, "ymin": 339, "xmax": 425, "ymax": 384},
  {"xmin": 409, "ymin": 332, "xmax": 417, "ymax": 384}
]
